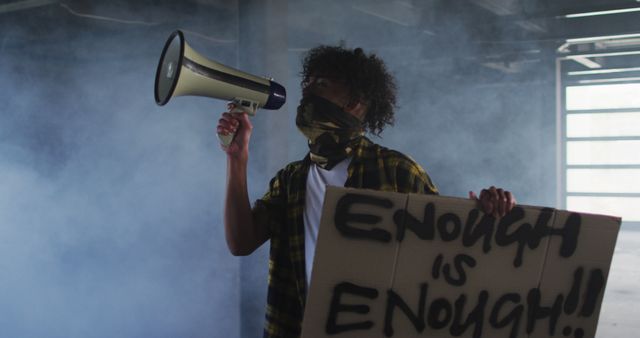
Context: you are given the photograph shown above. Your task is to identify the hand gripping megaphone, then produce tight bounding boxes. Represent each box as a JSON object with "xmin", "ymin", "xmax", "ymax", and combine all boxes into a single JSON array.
[{"xmin": 154, "ymin": 30, "xmax": 286, "ymax": 146}]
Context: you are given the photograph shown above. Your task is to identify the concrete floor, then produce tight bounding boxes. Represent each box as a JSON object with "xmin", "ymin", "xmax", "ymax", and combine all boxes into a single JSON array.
[{"xmin": 596, "ymin": 229, "xmax": 640, "ymax": 337}]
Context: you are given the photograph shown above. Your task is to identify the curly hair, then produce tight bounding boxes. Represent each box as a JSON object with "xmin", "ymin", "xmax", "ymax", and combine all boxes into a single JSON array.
[{"xmin": 300, "ymin": 45, "xmax": 397, "ymax": 135}]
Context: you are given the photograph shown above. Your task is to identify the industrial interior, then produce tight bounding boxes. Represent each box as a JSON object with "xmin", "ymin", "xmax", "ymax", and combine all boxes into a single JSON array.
[{"xmin": 1, "ymin": 0, "xmax": 639, "ymax": 337}]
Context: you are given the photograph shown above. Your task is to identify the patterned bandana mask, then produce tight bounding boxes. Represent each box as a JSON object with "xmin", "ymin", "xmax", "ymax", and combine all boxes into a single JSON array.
[{"xmin": 296, "ymin": 94, "xmax": 364, "ymax": 170}]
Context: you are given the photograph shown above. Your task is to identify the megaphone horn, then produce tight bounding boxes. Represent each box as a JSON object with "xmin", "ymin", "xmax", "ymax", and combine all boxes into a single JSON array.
[{"xmin": 154, "ymin": 30, "xmax": 286, "ymax": 146}]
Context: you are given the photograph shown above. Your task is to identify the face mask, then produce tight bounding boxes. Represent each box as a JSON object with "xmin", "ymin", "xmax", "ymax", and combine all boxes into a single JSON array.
[{"xmin": 296, "ymin": 94, "xmax": 364, "ymax": 169}]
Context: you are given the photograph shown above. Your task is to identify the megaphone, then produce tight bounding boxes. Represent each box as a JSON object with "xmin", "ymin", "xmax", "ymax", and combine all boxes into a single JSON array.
[{"xmin": 154, "ymin": 30, "xmax": 286, "ymax": 146}]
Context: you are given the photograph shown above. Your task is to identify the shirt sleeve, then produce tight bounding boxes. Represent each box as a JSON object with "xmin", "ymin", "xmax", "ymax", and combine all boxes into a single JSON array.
[
  {"xmin": 413, "ymin": 163, "xmax": 439, "ymax": 195},
  {"xmin": 253, "ymin": 167, "xmax": 288, "ymax": 238},
  {"xmin": 386, "ymin": 150, "xmax": 439, "ymax": 195}
]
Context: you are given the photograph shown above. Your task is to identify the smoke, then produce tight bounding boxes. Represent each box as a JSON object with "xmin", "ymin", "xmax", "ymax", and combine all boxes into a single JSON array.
[
  {"xmin": 0, "ymin": 2, "xmax": 240, "ymax": 337},
  {"xmin": 347, "ymin": 3, "xmax": 558, "ymax": 206}
]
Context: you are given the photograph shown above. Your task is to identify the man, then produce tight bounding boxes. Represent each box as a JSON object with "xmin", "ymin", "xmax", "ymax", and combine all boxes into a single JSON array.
[{"xmin": 218, "ymin": 46, "xmax": 515, "ymax": 338}]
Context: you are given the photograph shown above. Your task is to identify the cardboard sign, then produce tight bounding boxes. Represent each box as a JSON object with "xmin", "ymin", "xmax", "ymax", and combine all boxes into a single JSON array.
[{"xmin": 301, "ymin": 187, "xmax": 621, "ymax": 338}]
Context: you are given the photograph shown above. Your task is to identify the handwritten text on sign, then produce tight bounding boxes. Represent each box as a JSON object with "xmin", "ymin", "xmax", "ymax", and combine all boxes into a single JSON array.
[{"xmin": 301, "ymin": 187, "xmax": 620, "ymax": 338}]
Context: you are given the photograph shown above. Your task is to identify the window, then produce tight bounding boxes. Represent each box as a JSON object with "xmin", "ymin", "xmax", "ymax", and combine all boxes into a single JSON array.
[{"xmin": 559, "ymin": 63, "xmax": 640, "ymax": 225}]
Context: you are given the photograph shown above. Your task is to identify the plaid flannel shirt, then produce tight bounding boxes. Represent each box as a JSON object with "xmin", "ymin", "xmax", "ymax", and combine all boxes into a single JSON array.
[{"xmin": 254, "ymin": 136, "xmax": 438, "ymax": 338}]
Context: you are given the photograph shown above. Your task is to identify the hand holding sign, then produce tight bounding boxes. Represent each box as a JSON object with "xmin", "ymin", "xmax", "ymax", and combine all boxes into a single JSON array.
[{"xmin": 469, "ymin": 186, "xmax": 517, "ymax": 218}]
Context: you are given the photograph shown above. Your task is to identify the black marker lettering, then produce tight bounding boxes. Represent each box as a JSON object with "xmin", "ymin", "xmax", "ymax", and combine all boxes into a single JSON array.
[
  {"xmin": 393, "ymin": 203, "xmax": 435, "ymax": 242},
  {"xmin": 494, "ymin": 207, "xmax": 529, "ymax": 267},
  {"xmin": 334, "ymin": 193, "xmax": 393, "ymax": 243},
  {"xmin": 326, "ymin": 282, "xmax": 379, "ymax": 334},
  {"xmin": 443, "ymin": 254, "xmax": 476, "ymax": 286},
  {"xmin": 450, "ymin": 291, "xmax": 488, "ymax": 338},
  {"xmin": 462, "ymin": 210, "xmax": 494, "ymax": 253},
  {"xmin": 579, "ymin": 269, "xmax": 604, "ymax": 317},
  {"xmin": 555, "ymin": 213, "xmax": 581, "ymax": 259},
  {"xmin": 564, "ymin": 267, "xmax": 583, "ymax": 315},
  {"xmin": 428, "ymin": 298, "xmax": 453, "ymax": 330},
  {"xmin": 526, "ymin": 288, "xmax": 563, "ymax": 336},
  {"xmin": 432, "ymin": 254, "xmax": 443, "ymax": 280},
  {"xmin": 490, "ymin": 293, "xmax": 523, "ymax": 338},
  {"xmin": 384, "ymin": 284, "xmax": 427, "ymax": 337},
  {"xmin": 494, "ymin": 207, "xmax": 579, "ymax": 267},
  {"xmin": 438, "ymin": 212, "xmax": 462, "ymax": 241}
]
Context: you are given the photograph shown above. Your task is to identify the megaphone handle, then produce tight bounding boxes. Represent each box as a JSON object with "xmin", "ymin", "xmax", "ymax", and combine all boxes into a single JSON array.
[
  {"xmin": 217, "ymin": 108, "xmax": 242, "ymax": 147},
  {"xmin": 218, "ymin": 131, "xmax": 236, "ymax": 147},
  {"xmin": 218, "ymin": 98, "xmax": 260, "ymax": 147}
]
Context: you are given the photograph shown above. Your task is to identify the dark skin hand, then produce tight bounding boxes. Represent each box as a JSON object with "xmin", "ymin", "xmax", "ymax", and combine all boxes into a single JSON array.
[{"xmin": 469, "ymin": 186, "xmax": 516, "ymax": 218}]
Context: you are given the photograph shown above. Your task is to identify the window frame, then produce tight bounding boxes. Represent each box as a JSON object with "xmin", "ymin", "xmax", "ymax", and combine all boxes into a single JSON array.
[{"xmin": 557, "ymin": 54, "xmax": 640, "ymax": 227}]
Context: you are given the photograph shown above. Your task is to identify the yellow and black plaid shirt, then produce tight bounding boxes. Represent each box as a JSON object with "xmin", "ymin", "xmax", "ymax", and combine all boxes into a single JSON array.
[{"xmin": 254, "ymin": 136, "xmax": 438, "ymax": 338}]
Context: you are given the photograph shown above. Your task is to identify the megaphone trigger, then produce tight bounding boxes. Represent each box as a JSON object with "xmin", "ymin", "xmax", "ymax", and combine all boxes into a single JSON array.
[{"xmin": 229, "ymin": 98, "xmax": 259, "ymax": 116}]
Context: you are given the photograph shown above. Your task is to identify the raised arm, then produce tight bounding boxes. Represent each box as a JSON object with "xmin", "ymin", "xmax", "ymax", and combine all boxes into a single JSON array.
[{"xmin": 218, "ymin": 104, "xmax": 269, "ymax": 256}]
